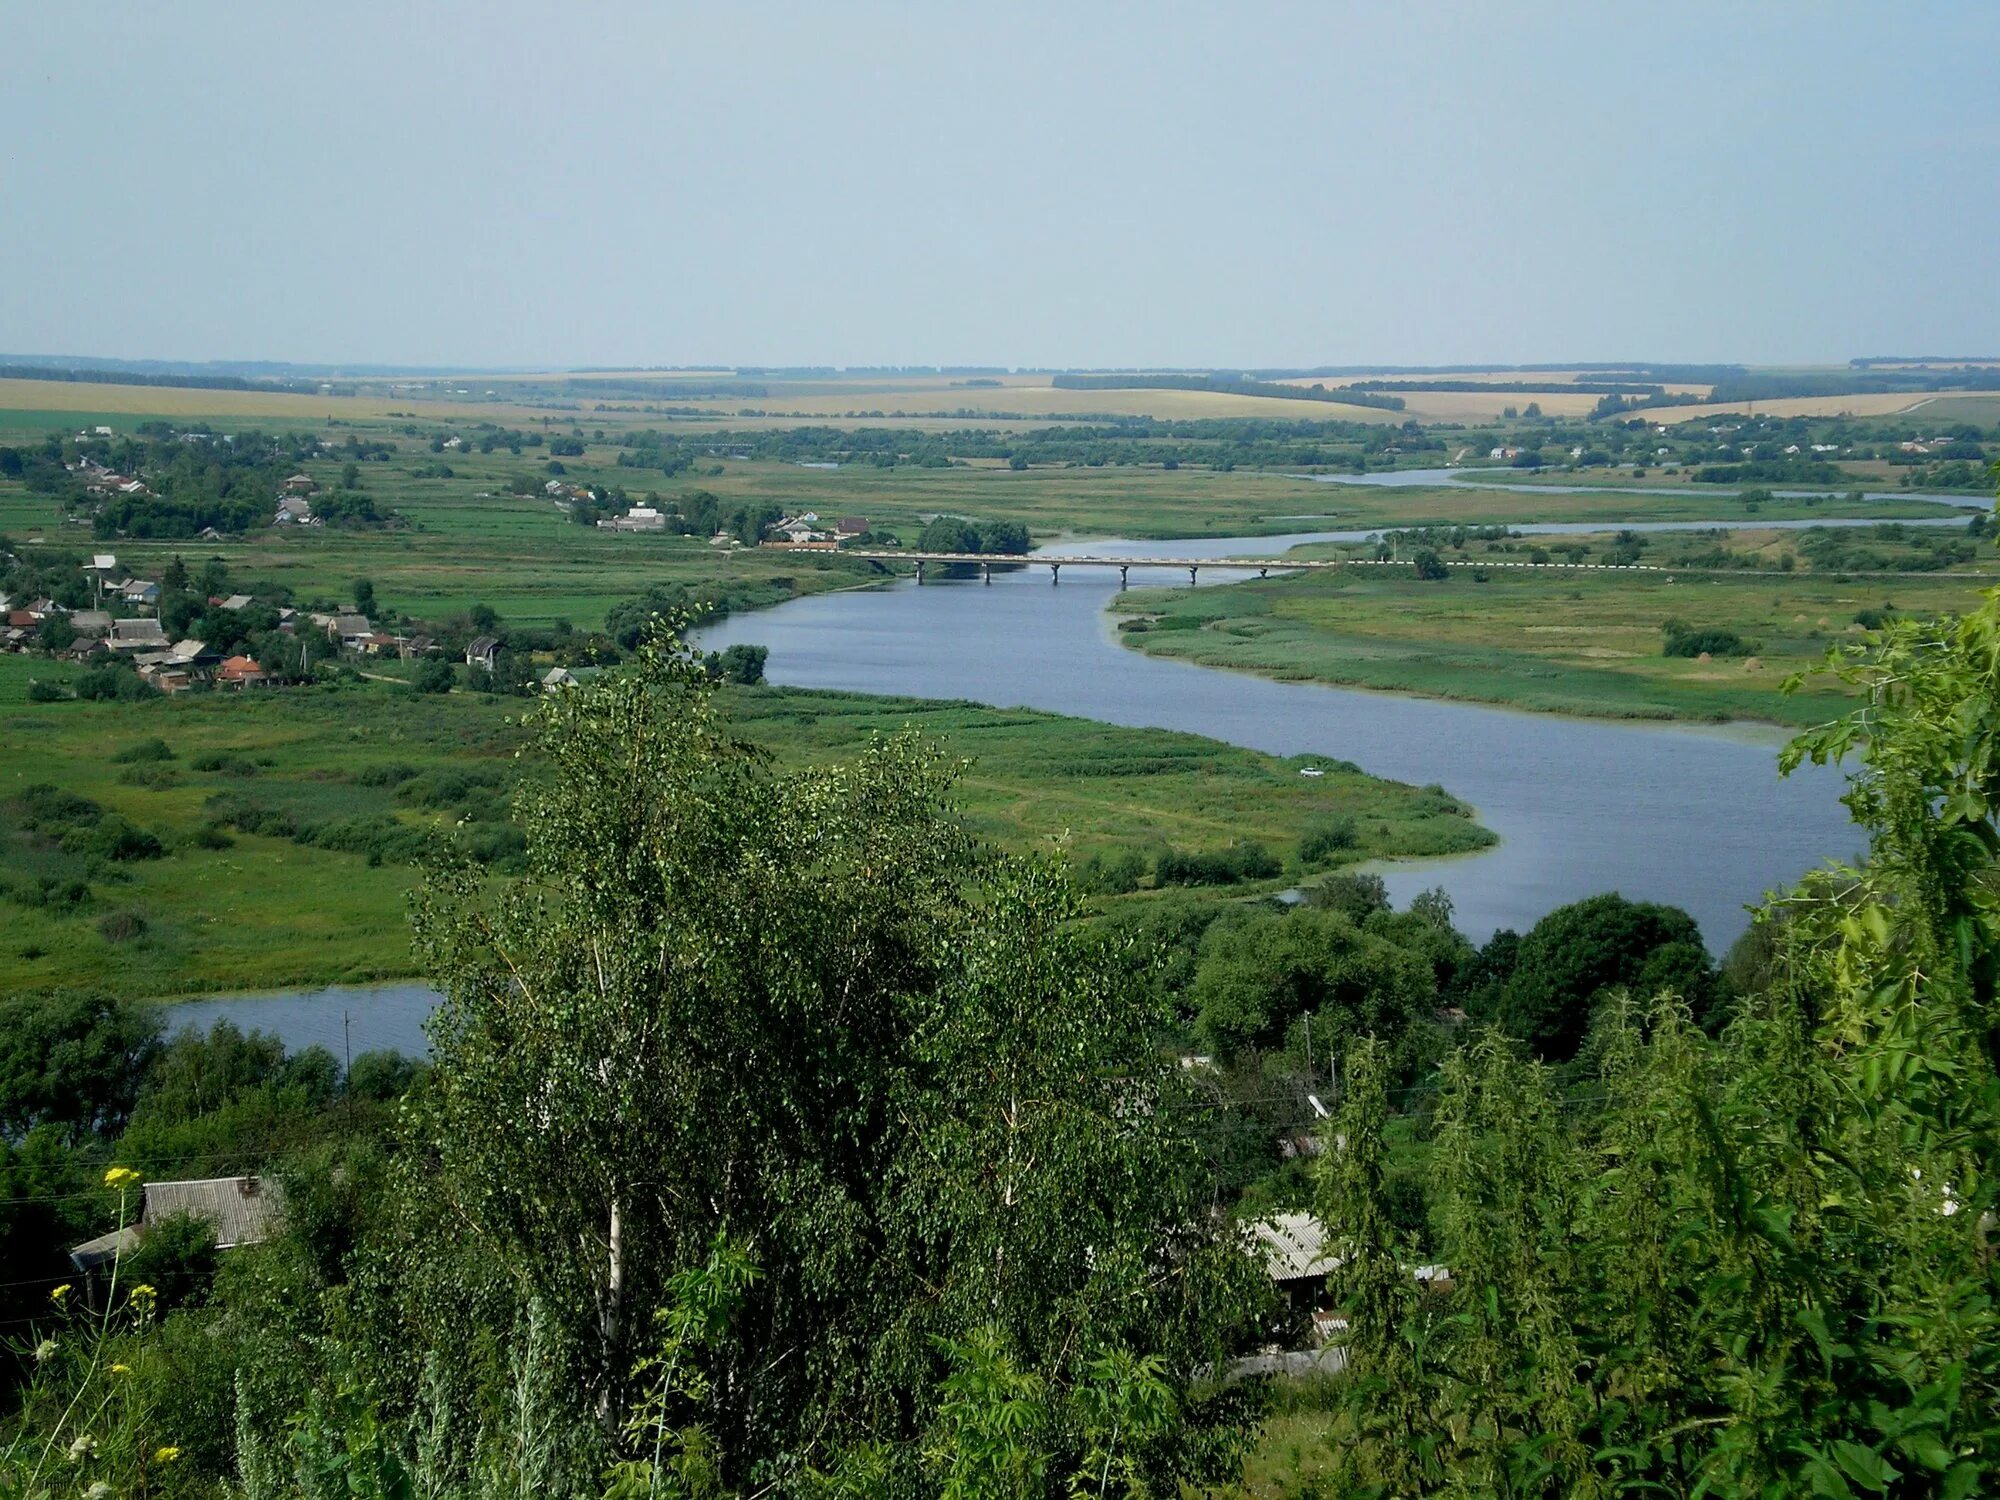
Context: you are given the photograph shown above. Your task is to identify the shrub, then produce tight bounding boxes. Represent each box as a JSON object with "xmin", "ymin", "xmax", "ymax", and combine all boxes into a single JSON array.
[
  {"xmin": 75, "ymin": 815, "xmax": 165, "ymax": 862},
  {"xmin": 97, "ymin": 910, "xmax": 148, "ymax": 943},
  {"xmin": 1298, "ymin": 816, "xmax": 1360, "ymax": 866},
  {"xmin": 411, "ymin": 658, "xmax": 456, "ymax": 694},
  {"xmin": 110, "ymin": 738, "xmax": 176, "ymax": 764},
  {"xmin": 354, "ymin": 762, "xmax": 419, "ymax": 787},
  {"xmin": 190, "ymin": 753, "xmax": 259, "ymax": 776},
  {"xmin": 25, "ymin": 680, "xmax": 65, "ymax": 703},
  {"xmin": 1661, "ymin": 620, "xmax": 1755, "ymax": 658},
  {"xmin": 1155, "ymin": 841, "xmax": 1282, "ymax": 887}
]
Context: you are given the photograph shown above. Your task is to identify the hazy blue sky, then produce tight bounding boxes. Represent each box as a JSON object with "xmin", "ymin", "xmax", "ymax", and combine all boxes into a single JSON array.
[{"xmin": 4, "ymin": 2, "xmax": 1996, "ymax": 369}]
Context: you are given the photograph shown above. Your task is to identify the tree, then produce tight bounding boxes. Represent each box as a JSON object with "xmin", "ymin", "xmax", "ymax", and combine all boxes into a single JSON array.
[
  {"xmin": 0, "ymin": 991, "xmax": 161, "ymax": 1142},
  {"xmin": 411, "ymin": 658, "xmax": 455, "ymax": 694},
  {"xmin": 1494, "ymin": 893, "xmax": 1716, "ymax": 1059},
  {"xmin": 341, "ymin": 461, "xmax": 362, "ymax": 488},
  {"xmin": 353, "ymin": 578, "xmax": 377, "ymax": 617},
  {"xmin": 707, "ymin": 643, "xmax": 766, "ymax": 685},
  {"xmin": 408, "ymin": 631, "xmax": 1261, "ymax": 1487},
  {"xmin": 917, "ymin": 517, "xmax": 980, "ymax": 554},
  {"xmin": 1411, "ymin": 547, "xmax": 1448, "ymax": 582}
]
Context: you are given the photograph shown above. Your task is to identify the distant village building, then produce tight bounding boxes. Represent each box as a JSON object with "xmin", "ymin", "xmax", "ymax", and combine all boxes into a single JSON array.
[
  {"xmin": 275, "ymin": 496, "xmax": 316, "ymax": 525},
  {"xmin": 217, "ymin": 654, "xmax": 267, "ymax": 688},
  {"xmin": 600, "ymin": 506, "xmax": 668, "ymax": 532},
  {"xmin": 465, "ymin": 635, "xmax": 500, "ymax": 670},
  {"xmin": 69, "ymin": 610, "xmax": 114, "ymax": 639},
  {"xmin": 108, "ymin": 618, "xmax": 169, "ymax": 652},
  {"xmin": 70, "ymin": 1176, "xmax": 284, "ymax": 1279}
]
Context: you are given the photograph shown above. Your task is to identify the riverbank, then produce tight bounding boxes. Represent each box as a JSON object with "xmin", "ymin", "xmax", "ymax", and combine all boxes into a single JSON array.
[
  {"xmin": 0, "ymin": 676, "xmax": 1491, "ymax": 1000},
  {"xmin": 1109, "ymin": 524, "xmax": 1998, "ymax": 727}
]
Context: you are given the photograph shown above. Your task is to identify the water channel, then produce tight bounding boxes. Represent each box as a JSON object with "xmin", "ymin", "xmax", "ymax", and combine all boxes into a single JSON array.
[{"xmin": 179, "ymin": 490, "xmax": 1968, "ymax": 1052}]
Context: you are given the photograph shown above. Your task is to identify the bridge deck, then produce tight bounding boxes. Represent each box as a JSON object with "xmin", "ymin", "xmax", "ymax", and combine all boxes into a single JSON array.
[{"xmin": 838, "ymin": 550, "xmax": 1990, "ymax": 581}]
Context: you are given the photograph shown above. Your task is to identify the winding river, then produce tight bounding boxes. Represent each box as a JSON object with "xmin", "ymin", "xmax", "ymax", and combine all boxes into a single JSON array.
[{"xmin": 180, "ymin": 490, "xmax": 1969, "ymax": 1052}]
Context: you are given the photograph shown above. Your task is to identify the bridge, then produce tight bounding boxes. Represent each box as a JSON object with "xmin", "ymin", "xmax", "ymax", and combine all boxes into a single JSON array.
[{"xmin": 844, "ymin": 550, "xmax": 1684, "ymax": 587}]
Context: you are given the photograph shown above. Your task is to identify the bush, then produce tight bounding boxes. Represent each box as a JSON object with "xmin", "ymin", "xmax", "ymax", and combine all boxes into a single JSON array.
[
  {"xmin": 97, "ymin": 910, "xmax": 148, "ymax": 943},
  {"xmin": 73, "ymin": 667, "xmax": 153, "ymax": 702},
  {"xmin": 25, "ymin": 680, "xmax": 65, "ymax": 703},
  {"xmin": 1298, "ymin": 816, "xmax": 1360, "ymax": 866},
  {"xmin": 411, "ymin": 658, "xmax": 456, "ymax": 694},
  {"xmin": 1661, "ymin": 620, "xmax": 1755, "ymax": 658},
  {"xmin": 110, "ymin": 738, "xmax": 176, "ymax": 764},
  {"xmin": 354, "ymin": 762, "xmax": 419, "ymax": 787},
  {"xmin": 1155, "ymin": 841, "xmax": 1282, "ymax": 887},
  {"xmin": 75, "ymin": 815, "xmax": 165, "ymax": 862},
  {"xmin": 191, "ymin": 753, "xmax": 259, "ymax": 776}
]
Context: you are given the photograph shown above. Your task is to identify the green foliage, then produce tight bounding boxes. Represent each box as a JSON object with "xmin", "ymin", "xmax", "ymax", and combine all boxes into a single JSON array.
[
  {"xmin": 407, "ymin": 630, "xmax": 1262, "ymax": 1491},
  {"xmin": 1154, "ymin": 841, "xmax": 1280, "ymax": 887},
  {"xmin": 1489, "ymin": 892, "xmax": 1720, "ymax": 1059},
  {"xmin": 1320, "ymin": 557, "xmax": 2000, "ymax": 1495},
  {"xmin": 1662, "ymin": 619, "xmax": 1756, "ymax": 657},
  {"xmin": 0, "ymin": 990, "xmax": 160, "ymax": 1142}
]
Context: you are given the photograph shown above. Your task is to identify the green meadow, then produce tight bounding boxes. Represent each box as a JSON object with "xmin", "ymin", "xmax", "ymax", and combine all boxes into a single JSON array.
[
  {"xmin": 0, "ymin": 676, "xmax": 1491, "ymax": 1000},
  {"xmin": 1112, "ymin": 527, "xmax": 1999, "ymax": 725}
]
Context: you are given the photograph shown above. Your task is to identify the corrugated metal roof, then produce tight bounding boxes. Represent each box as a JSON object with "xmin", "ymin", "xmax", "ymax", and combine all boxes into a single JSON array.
[
  {"xmin": 69, "ymin": 1176, "xmax": 285, "ymax": 1272},
  {"xmin": 1250, "ymin": 1212, "xmax": 1340, "ymax": 1282},
  {"xmin": 143, "ymin": 1176, "xmax": 284, "ymax": 1248}
]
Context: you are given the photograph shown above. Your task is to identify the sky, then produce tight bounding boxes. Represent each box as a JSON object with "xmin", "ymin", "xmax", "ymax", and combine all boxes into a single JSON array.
[{"xmin": 3, "ymin": 2, "xmax": 1997, "ymax": 370}]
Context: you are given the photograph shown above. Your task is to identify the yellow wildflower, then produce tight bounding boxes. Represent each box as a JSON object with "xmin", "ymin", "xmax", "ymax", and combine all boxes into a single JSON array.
[
  {"xmin": 153, "ymin": 1446, "xmax": 181, "ymax": 1464},
  {"xmin": 49, "ymin": 1283, "xmax": 71, "ymax": 1305},
  {"xmin": 104, "ymin": 1165, "xmax": 141, "ymax": 1190},
  {"xmin": 127, "ymin": 1283, "xmax": 157, "ymax": 1309},
  {"xmin": 111, "ymin": 1362, "xmax": 131, "ymax": 1375}
]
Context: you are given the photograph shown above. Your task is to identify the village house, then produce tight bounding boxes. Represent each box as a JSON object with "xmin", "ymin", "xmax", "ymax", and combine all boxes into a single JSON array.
[
  {"xmin": 69, "ymin": 609, "xmax": 114, "ymax": 639},
  {"xmin": 70, "ymin": 1176, "xmax": 284, "ymax": 1285},
  {"xmin": 465, "ymin": 635, "xmax": 501, "ymax": 670},
  {"xmin": 219, "ymin": 593, "xmax": 255, "ymax": 611},
  {"xmin": 836, "ymin": 516, "xmax": 869, "ymax": 538},
  {"xmin": 400, "ymin": 634, "xmax": 439, "ymax": 659},
  {"xmin": 599, "ymin": 505, "xmax": 668, "ymax": 532},
  {"xmin": 326, "ymin": 614, "xmax": 373, "ymax": 650},
  {"xmin": 275, "ymin": 496, "xmax": 316, "ymax": 525},
  {"xmin": 108, "ymin": 618, "xmax": 169, "ymax": 652},
  {"xmin": 772, "ymin": 514, "xmax": 831, "ymax": 543},
  {"xmin": 282, "ymin": 473, "xmax": 316, "ymax": 494},
  {"xmin": 216, "ymin": 654, "xmax": 267, "ymax": 688},
  {"xmin": 116, "ymin": 578, "xmax": 161, "ymax": 609}
]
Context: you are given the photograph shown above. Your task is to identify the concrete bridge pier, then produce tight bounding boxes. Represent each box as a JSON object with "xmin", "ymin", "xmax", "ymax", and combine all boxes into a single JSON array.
[
  {"xmin": 1118, "ymin": 564, "xmax": 1129, "ymax": 590},
  {"xmin": 914, "ymin": 560, "xmax": 925, "ymax": 586},
  {"xmin": 1050, "ymin": 563, "xmax": 1062, "ymax": 585},
  {"xmin": 982, "ymin": 562, "xmax": 992, "ymax": 585}
]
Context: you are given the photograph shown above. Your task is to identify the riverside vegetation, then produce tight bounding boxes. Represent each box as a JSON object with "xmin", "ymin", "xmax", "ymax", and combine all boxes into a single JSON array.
[
  {"xmin": 1, "ymin": 573, "xmax": 1998, "ymax": 1494},
  {"xmin": 1113, "ymin": 519, "xmax": 2000, "ymax": 725},
  {"xmin": 2, "ymin": 389, "xmax": 1998, "ymax": 1491}
]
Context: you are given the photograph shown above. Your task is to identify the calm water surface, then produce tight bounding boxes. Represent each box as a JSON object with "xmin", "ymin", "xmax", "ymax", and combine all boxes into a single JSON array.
[{"xmin": 180, "ymin": 523, "xmax": 1885, "ymax": 1053}]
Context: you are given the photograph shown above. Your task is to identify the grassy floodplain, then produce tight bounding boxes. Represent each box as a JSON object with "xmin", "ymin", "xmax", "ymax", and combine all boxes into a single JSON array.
[
  {"xmin": 1111, "ymin": 524, "xmax": 1999, "ymax": 725},
  {"xmin": 0, "ymin": 673, "xmax": 1490, "ymax": 999}
]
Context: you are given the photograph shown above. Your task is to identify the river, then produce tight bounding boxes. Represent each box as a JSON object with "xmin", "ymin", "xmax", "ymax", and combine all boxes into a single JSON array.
[{"xmin": 175, "ymin": 519, "xmax": 1886, "ymax": 1054}]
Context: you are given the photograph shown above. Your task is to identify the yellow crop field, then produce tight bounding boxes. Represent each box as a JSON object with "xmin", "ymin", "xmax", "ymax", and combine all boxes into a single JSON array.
[
  {"xmin": 1388, "ymin": 388, "xmax": 1605, "ymax": 420},
  {"xmin": 0, "ymin": 377, "xmax": 552, "ymax": 424},
  {"xmin": 644, "ymin": 385, "xmax": 1407, "ymax": 423},
  {"xmin": 1634, "ymin": 391, "xmax": 1973, "ymax": 423}
]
